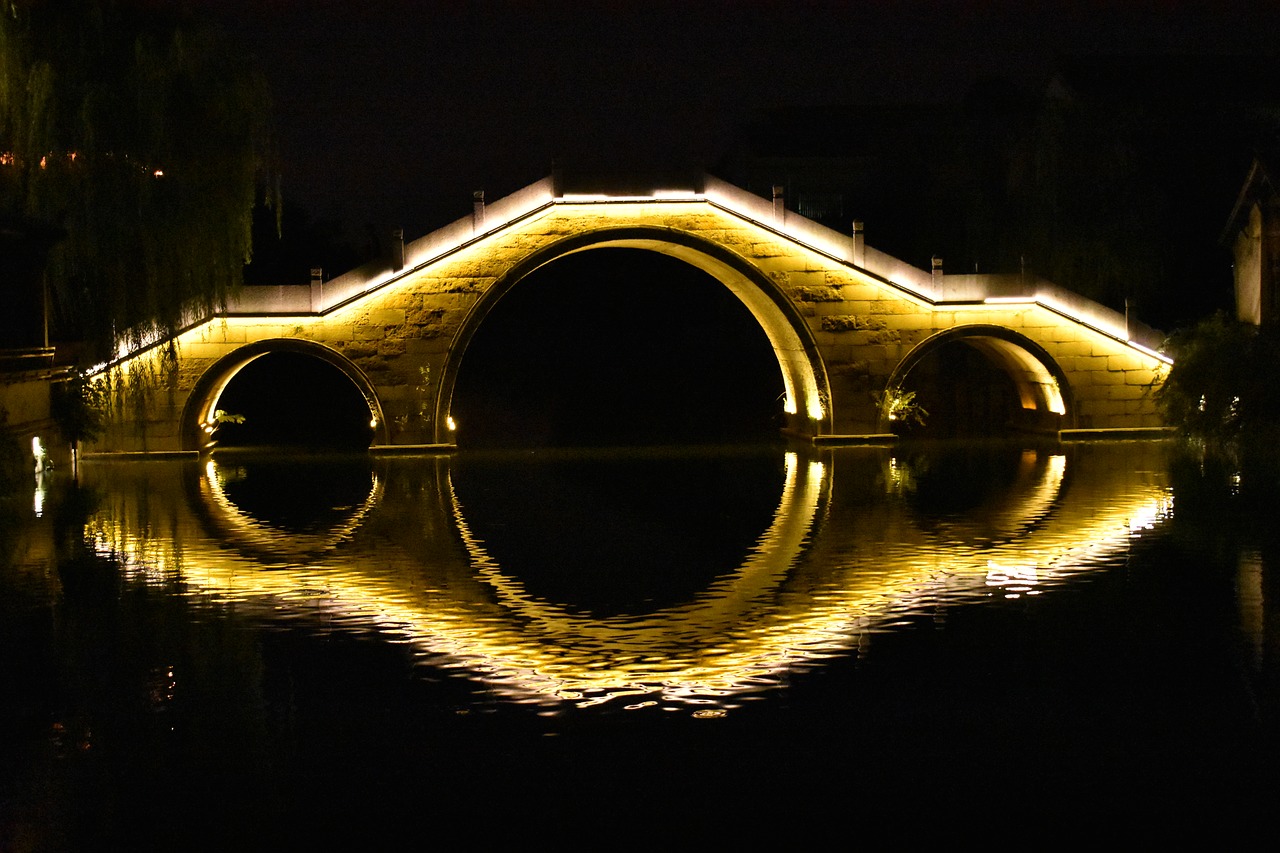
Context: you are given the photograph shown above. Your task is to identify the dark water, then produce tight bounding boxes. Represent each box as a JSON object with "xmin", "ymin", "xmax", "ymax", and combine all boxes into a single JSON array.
[{"xmin": 2, "ymin": 440, "xmax": 1278, "ymax": 848}]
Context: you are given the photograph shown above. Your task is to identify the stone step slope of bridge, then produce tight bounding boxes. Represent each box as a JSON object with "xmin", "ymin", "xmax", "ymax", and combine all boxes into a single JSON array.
[{"xmin": 89, "ymin": 173, "xmax": 1171, "ymax": 454}]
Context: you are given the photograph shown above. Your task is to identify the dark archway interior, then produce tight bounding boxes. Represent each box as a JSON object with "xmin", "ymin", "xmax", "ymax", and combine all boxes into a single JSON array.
[
  {"xmin": 212, "ymin": 352, "xmax": 374, "ymax": 449},
  {"xmin": 449, "ymin": 450, "xmax": 786, "ymax": 615},
  {"xmin": 895, "ymin": 341, "xmax": 1024, "ymax": 438},
  {"xmin": 450, "ymin": 248, "xmax": 786, "ymax": 448}
]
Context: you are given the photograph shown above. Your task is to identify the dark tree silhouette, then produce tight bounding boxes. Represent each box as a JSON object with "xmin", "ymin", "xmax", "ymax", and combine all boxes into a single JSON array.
[{"xmin": 0, "ymin": 0, "xmax": 277, "ymax": 359}]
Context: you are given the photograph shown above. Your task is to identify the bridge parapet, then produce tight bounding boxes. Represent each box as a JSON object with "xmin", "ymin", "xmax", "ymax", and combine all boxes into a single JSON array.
[
  {"xmin": 700, "ymin": 175, "xmax": 1164, "ymax": 354},
  {"xmin": 228, "ymin": 284, "xmax": 313, "ymax": 315},
  {"xmin": 208, "ymin": 172, "xmax": 1162, "ymax": 360}
]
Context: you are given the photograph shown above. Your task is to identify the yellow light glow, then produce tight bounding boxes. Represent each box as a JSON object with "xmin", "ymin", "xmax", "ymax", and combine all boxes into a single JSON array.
[
  {"xmin": 1128, "ymin": 339, "xmax": 1173, "ymax": 365},
  {"xmin": 986, "ymin": 561, "xmax": 1039, "ymax": 588},
  {"xmin": 1038, "ymin": 294, "xmax": 1127, "ymax": 343},
  {"xmin": 32, "ymin": 437, "xmax": 47, "ymax": 515},
  {"xmin": 197, "ymin": 458, "xmax": 383, "ymax": 560},
  {"xmin": 887, "ymin": 273, "xmax": 928, "ymax": 297},
  {"xmin": 446, "ymin": 416, "xmax": 457, "ymax": 431},
  {"xmin": 1046, "ymin": 380, "xmax": 1066, "ymax": 415},
  {"xmin": 559, "ymin": 193, "xmax": 703, "ymax": 203},
  {"xmin": 78, "ymin": 445, "xmax": 1171, "ymax": 710}
]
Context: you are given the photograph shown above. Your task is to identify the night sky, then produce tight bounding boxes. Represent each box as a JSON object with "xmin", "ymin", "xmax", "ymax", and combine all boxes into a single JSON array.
[{"xmin": 200, "ymin": 0, "xmax": 1279, "ymax": 240}]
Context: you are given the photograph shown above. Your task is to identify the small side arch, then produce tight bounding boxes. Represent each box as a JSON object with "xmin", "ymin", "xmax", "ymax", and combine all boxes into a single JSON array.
[
  {"xmin": 433, "ymin": 225, "xmax": 832, "ymax": 444},
  {"xmin": 882, "ymin": 325, "xmax": 1076, "ymax": 435},
  {"xmin": 180, "ymin": 338, "xmax": 389, "ymax": 452}
]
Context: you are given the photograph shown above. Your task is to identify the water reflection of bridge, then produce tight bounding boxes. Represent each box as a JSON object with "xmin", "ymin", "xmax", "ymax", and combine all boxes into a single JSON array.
[{"xmin": 81, "ymin": 442, "xmax": 1172, "ymax": 710}]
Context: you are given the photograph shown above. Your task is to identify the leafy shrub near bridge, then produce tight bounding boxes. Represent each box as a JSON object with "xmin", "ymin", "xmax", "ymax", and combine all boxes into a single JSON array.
[{"xmin": 1157, "ymin": 312, "xmax": 1280, "ymax": 449}]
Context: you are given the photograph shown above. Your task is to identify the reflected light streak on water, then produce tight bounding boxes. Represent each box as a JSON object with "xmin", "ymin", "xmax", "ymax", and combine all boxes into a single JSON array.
[{"xmin": 75, "ymin": 443, "xmax": 1174, "ymax": 714}]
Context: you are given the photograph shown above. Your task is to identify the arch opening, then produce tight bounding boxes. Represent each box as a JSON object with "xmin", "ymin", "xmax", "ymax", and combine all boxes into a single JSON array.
[
  {"xmin": 886, "ymin": 328, "xmax": 1071, "ymax": 439},
  {"xmin": 448, "ymin": 247, "xmax": 790, "ymax": 449},
  {"xmin": 182, "ymin": 341, "xmax": 386, "ymax": 452}
]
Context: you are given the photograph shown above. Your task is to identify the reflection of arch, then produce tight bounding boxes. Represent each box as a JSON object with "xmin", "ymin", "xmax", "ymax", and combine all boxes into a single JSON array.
[
  {"xmin": 180, "ymin": 338, "xmax": 389, "ymax": 452},
  {"xmin": 434, "ymin": 227, "xmax": 832, "ymax": 443},
  {"xmin": 900, "ymin": 448, "xmax": 1068, "ymax": 546},
  {"xmin": 884, "ymin": 325, "xmax": 1075, "ymax": 433},
  {"xmin": 447, "ymin": 449, "xmax": 830, "ymax": 704},
  {"xmin": 190, "ymin": 457, "xmax": 384, "ymax": 564}
]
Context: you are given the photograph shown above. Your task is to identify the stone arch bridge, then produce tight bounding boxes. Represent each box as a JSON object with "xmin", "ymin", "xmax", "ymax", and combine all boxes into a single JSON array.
[{"xmin": 87, "ymin": 174, "xmax": 1170, "ymax": 454}]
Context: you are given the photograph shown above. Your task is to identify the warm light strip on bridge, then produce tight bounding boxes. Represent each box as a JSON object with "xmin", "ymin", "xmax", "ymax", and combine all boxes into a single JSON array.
[
  {"xmin": 1129, "ymin": 339, "xmax": 1172, "ymax": 363},
  {"xmin": 702, "ymin": 185, "xmax": 881, "ymax": 288},
  {"xmin": 983, "ymin": 294, "xmax": 1172, "ymax": 364},
  {"xmin": 701, "ymin": 185, "xmax": 1168, "ymax": 366},
  {"xmin": 559, "ymin": 190, "xmax": 702, "ymax": 203}
]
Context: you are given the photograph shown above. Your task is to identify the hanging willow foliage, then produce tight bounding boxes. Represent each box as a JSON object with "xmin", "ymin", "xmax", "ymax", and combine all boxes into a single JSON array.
[{"xmin": 0, "ymin": 0, "xmax": 277, "ymax": 360}]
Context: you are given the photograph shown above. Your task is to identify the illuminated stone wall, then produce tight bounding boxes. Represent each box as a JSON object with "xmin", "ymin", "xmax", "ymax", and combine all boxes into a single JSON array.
[{"xmin": 85, "ymin": 176, "xmax": 1170, "ymax": 453}]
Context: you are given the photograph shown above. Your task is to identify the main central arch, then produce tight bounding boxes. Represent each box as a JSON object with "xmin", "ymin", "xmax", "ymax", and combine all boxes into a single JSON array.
[{"xmin": 435, "ymin": 226, "xmax": 831, "ymax": 445}]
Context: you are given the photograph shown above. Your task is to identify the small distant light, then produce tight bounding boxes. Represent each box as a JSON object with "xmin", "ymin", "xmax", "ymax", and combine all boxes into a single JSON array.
[
  {"xmin": 369, "ymin": 418, "xmax": 378, "ymax": 429},
  {"xmin": 153, "ymin": 169, "xmax": 164, "ymax": 178},
  {"xmin": 446, "ymin": 416, "xmax": 457, "ymax": 431}
]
